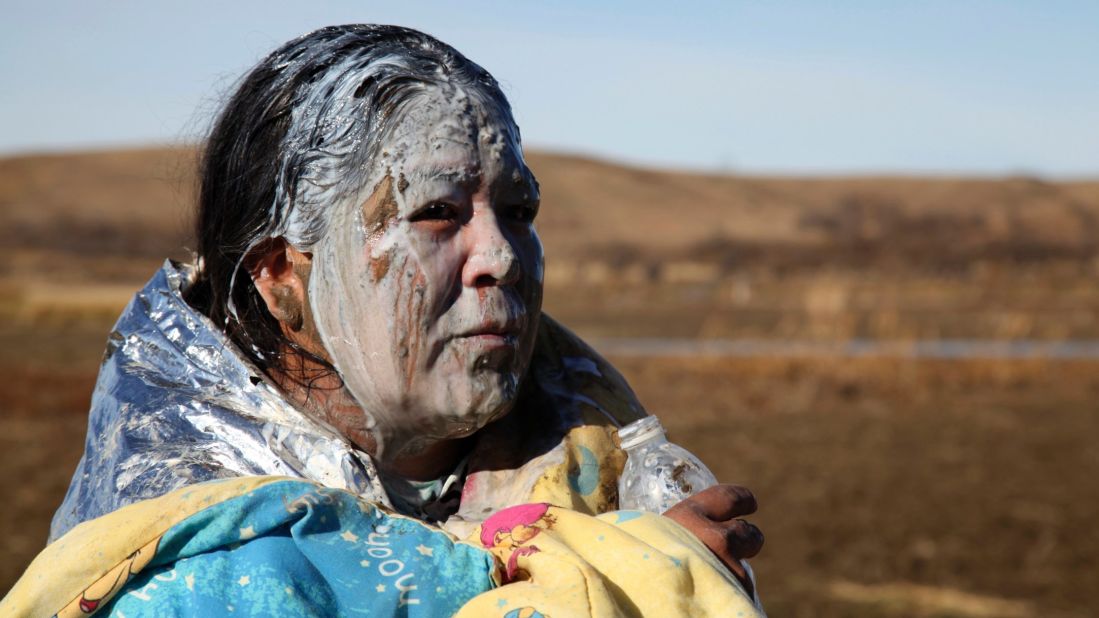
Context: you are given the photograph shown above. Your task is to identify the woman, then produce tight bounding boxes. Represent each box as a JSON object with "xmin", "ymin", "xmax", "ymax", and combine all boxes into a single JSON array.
[{"xmin": 9, "ymin": 25, "xmax": 763, "ymax": 617}]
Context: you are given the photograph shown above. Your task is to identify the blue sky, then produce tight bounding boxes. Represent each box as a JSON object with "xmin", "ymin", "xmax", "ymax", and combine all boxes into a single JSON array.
[{"xmin": 2, "ymin": 1, "xmax": 1097, "ymax": 176}]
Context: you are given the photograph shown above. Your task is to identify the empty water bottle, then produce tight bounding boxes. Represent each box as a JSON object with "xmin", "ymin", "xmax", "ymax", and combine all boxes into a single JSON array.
[
  {"xmin": 617, "ymin": 415, "xmax": 761, "ymax": 605},
  {"xmin": 617, "ymin": 415, "xmax": 718, "ymax": 513}
]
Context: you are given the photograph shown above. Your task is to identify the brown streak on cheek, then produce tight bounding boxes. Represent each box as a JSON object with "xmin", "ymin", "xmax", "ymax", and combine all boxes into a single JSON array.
[
  {"xmin": 393, "ymin": 255, "xmax": 409, "ymax": 359},
  {"xmin": 362, "ymin": 174, "xmax": 399, "ymax": 238},
  {"xmin": 363, "ymin": 175, "xmax": 398, "ymax": 283},
  {"xmin": 402, "ymin": 268, "xmax": 428, "ymax": 392},
  {"xmin": 369, "ymin": 248, "xmax": 392, "ymax": 282}
]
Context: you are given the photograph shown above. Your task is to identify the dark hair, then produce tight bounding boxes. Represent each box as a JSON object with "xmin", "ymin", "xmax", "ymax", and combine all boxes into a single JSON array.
[{"xmin": 184, "ymin": 24, "xmax": 517, "ymax": 383}]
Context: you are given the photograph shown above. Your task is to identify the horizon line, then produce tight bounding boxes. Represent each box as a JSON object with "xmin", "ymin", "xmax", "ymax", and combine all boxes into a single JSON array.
[{"xmin": 3, "ymin": 140, "xmax": 1097, "ymax": 183}]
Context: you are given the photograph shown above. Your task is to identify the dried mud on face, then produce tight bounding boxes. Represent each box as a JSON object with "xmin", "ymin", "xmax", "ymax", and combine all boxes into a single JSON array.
[{"xmin": 2, "ymin": 148, "xmax": 1098, "ymax": 615}]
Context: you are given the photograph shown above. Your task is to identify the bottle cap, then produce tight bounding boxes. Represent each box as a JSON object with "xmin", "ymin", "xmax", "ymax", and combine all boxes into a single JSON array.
[{"xmin": 617, "ymin": 415, "xmax": 666, "ymax": 450}]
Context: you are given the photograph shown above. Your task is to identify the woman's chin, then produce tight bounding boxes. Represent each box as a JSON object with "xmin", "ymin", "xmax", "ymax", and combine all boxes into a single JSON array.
[{"xmin": 431, "ymin": 386, "xmax": 518, "ymax": 439}]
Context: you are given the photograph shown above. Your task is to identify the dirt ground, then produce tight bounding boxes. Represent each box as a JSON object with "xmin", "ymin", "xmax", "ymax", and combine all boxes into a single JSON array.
[
  {"xmin": 3, "ymin": 326, "xmax": 1096, "ymax": 616},
  {"xmin": 622, "ymin": 356, "xmax": 1099, "ymax": 617},
  {"xmin": 2, "ymin": 148, "xmax": 1098, "ymax": 615}
]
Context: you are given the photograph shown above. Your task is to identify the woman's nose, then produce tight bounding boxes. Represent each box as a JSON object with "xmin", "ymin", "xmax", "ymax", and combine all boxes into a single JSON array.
[{"xmin": 461, "ymin": 208, "xmax": 519, "ymax": 288}]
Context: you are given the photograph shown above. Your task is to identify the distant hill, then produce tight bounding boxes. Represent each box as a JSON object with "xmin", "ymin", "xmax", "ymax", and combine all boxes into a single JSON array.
[
  {"xmin": 3, "ymin": 146, "xmax": 1098, "ymax": 282},
  {"xmin": 3, "ymin": 147, "xmax": 1098, "ymax": 340}
]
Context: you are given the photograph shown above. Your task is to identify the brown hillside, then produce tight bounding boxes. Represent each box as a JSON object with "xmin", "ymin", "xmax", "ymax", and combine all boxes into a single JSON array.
[
  {"xmin": 3, "ymin": 147, "xmax": 1098, "ymax": 278},
  {"xmin": 2, "ymin": 147, "xmax": 1098, "ymax": 340}
]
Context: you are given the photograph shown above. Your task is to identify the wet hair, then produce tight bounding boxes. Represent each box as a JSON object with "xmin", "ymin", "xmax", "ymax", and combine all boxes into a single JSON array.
[{"xmin": 184, "ymin": 24, "xmax": 519, "ymax": 383}]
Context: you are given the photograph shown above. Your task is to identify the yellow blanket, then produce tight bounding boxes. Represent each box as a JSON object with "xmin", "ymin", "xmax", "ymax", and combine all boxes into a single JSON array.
[{"xmin": 3, "ymin": 478, "xmax": 762, "ymax": 617}]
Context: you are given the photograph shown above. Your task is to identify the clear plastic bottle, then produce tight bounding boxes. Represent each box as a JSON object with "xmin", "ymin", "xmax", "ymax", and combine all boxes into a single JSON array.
[
  {"xmin": 618, "ymin": 415, "xmax": 760, "ymax": 605},
  {"xmin": 617, "ymin": 415, "xmax": 718, "ymax": 513}
]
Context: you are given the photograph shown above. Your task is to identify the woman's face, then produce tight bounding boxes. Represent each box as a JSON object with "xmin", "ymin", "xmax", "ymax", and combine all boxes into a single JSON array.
[{"xmin": 309, "ymin": 89, "xmax": 543, "ymax": 458}]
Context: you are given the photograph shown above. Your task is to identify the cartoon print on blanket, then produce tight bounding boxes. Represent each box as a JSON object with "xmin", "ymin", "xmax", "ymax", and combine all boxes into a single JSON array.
[
  {"xmin": 7, "ymin": 478, "xmax": 497, "ymax": 617},
  {"xmin": 478, "ymin": 503, "xmax": 558, "ymax": 582},
  {"xmin": 102, "ymin": 481, "xmax": 497, "ymax": 616},
  {"xmin": 4, "ymin": 478, "xmax": 764, "ymax": 617}
]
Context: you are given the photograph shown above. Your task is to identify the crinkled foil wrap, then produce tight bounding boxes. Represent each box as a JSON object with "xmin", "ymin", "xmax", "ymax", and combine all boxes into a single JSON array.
[{"xmin": 50, "ymin": 261, "xmax": 389, "ymax": 541}]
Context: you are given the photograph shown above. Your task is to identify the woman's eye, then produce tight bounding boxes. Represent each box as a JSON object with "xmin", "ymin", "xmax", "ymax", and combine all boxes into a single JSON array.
[{"xmin": 410, "ymin": 202, "xmax": 458, "ymax": 222}]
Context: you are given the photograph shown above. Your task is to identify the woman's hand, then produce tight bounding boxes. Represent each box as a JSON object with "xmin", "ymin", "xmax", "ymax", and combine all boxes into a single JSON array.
[{"xmin": 663, "ymin": 484, "xmax": 763, "ymax": 596}]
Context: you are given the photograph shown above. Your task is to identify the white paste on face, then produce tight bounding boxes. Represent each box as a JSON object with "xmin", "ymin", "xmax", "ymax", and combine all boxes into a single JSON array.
[{"xmin": 308, "ymin": 86, "xmax": 543, "ymax": 459}]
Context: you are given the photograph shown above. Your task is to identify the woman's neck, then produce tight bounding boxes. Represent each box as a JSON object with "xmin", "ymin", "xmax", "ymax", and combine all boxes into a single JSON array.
[
  {"xmin": 381, "ymin": 435, "xmax": 474, "ymax": 481},
  {"xmin": 269, "ymin": 345, "xmax": 472, "ymax": 482}
]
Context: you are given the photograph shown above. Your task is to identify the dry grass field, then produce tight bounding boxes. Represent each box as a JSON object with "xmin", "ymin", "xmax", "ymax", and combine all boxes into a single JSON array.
[{"xmin": 2, "ymin": 147, "xmax": 1098, "ymax": 616}]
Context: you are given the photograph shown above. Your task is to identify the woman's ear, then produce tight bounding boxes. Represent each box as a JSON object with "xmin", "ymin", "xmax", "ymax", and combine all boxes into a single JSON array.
[{"xmin": 249, "ymin": 238, "xmax": 311, "ymax": 332}]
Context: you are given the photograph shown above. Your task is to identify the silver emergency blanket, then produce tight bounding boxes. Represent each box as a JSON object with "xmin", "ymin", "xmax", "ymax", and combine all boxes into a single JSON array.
[
  {"xmin": 50, "ymin": 261, "xmax": 390, "ymax": 541},
  {"xmin": 51, "ymin": 259, "xmax": 657, "ymax": 545}
]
